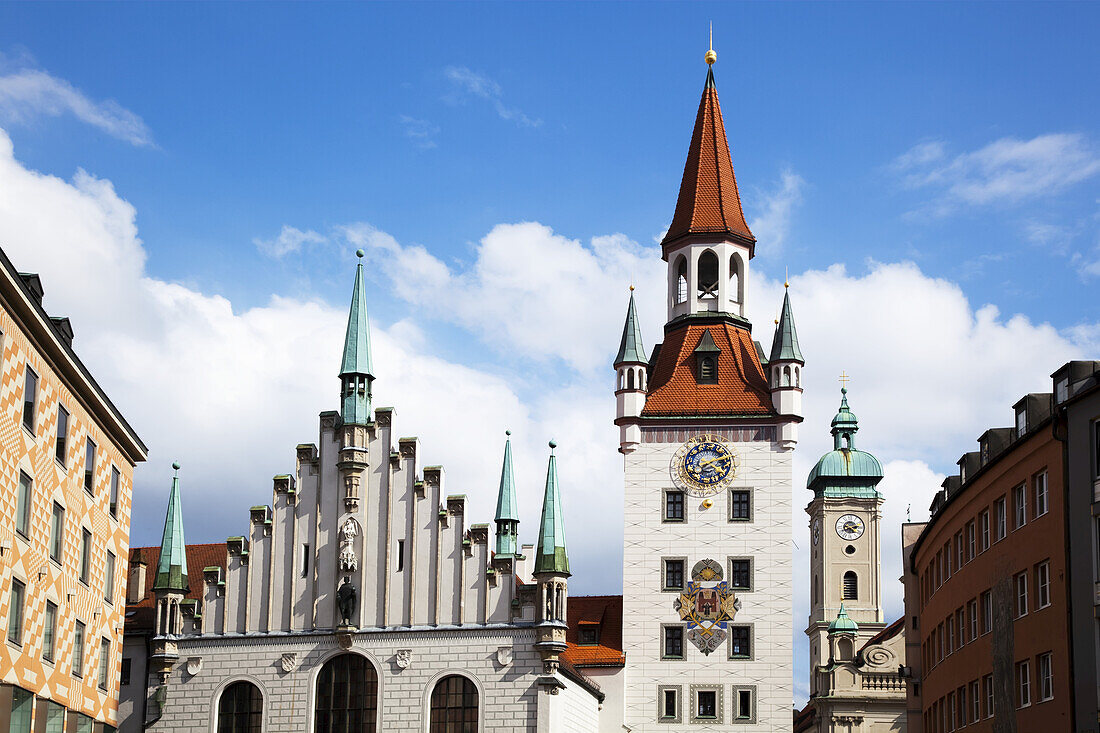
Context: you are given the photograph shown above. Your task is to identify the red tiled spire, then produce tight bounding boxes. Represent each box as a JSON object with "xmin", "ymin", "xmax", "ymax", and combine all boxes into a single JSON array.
[{"xmin": 661, "ymin": 67, "xmax": 756, "ymax": 257}]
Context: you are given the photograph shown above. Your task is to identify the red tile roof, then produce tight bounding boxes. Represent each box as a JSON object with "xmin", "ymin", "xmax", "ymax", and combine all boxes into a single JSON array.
[
  {"xmin": 860, "ymin": 615, "xmax": 904, "ymax": 650},
  {"xmin": 562, "ymin": 595, "xmax": 625, "ymax": 668},
  {"xmin": 642, "ymin": 322, "xmax": 773, "ymax": 417},
  {"xmin": 662, "ymin": 68, "xmax": 755, "ymax": 256},
  {"xmin": 125, "ymin": 543, "xmax": 226, "ymax": 632}
]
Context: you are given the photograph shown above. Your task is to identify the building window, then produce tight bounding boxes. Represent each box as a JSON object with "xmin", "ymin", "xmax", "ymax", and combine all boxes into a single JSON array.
[
  {"xmin": 56, "ymin": 405, "xmax": 69, "ymax": 465},
  {"xmin": 955, "ymin": 530, "xmax": 964, "ymax": 569},
  {"xmin": 301, "ymin": 544, "xmax": 310, "ymax": 578},
  {"xmin": 729, "ymin": 489, "xmax": 751, "ymax": 521},
  {"xmin": 1038, "ymin": 652, "xmax": 1053, "ymax": 701},
  {"xmin": 728, "ymin": 625, "xmax": 751, "ymax": 659},
  {"xmin": 1016, "ymin": 407, "xmax": 1027, "ymax": 437},
  {"xmin": 968, "ymin": 599, "xmax": 978, "ymax": 641},
  {"xmin": 947, "ymin": 617, "xmax": 954, "ymax": 654},
  {"xmin": 43, "ymin": 601, "xmax": 57, "ymax": 662},
  {"xmin": 15, "ymin": 471, "xmax": 31, "ymax": 539},
  {"xmin": 729, "ymin": 559, "xmax": 752, "ymax": 591},
  {"xmin": 955, "ymin": 608, "xmax": 965, "ymax": 648},
  {"xmin": 944, "ymin": 541, "xmax": 952, "ymax": 578},
  {"xmin": 969, "ymin": 680, "xmax": 980, "ymax": 723},
  {"xmin": 98, "ymin": 638, "xmax": 110, "ymax": 690},
  {"xmin": 577, "ymin": 626, "xmax": 599, "ymax": 645},
  {"xmin": 105, "ymin": 550, "xmax": 116, "ymax": 604},
  {"xmin": 664, "ymin": 490, "xmax": 684, "ymax": 522},
  {"xmin": 1034, "ymin": 472, "xmax": 1048, "ymax": 517},
  {"xmin": 842, "ymin": 571, "xmax": 858, "ymax": 600},
  {"xmin": 314, "ymin": 653, "xmax": 378, "ymax": 733},
  {"xmin": 949, "ymin": 691, "xmax": 957, "ymax": 730},
  {"xmin": 429, "ymin": 674, "xmax": 479, "ymax": 733},
  {"xmin": 50, "ymin": 502, "xmax": 64, "ymax": 563},
  {"xmin": 1016, "ymin": 572, "xmax": 1028, "ymax": 618},
  {"xmin": 1055, "ymin": 376, "xmax": 1069, "ymax": 403},
  {"xmin": 994, "ymin": 497, "xmax": 1007, "ymax": 541},
  {"xmin": 396, "ymin": 539, "xmax": 404, "ymax": 572},
  {"xmin": 8, "ymin": 686, "xmax": 32, "ymax": 732},
  {"xmin": 1037, "ymin": 561, "xmax": 1051, "ymax": 608},
  {"xmin": 981, "ymin": 591, "xmax": 992, "ymax": 634},
  {"xmin": 72, "ymin": 620, "xmax": 85, "ymax": 677},
  {"xmin": 217, "ymin": 680, "xmax": 263, "ymax": 733},
  {"xmin": 695, "ymin": 689, "xmax": 718, "ymax": 720},
  {"xmin": 80, "ymin": 528, "xmax": 91, "ymax": 584},
  {"xmin": 120, "ymin": 658, "xmax": 131, "ymax": 686},
  {"xmin": 1014, "ymin": 484, "xmax": 1027, "ymax": 529},
  {"xmin": 7, "ymin": 578, "xmax": 25, "ymax": 645},
  {"xmin": 662, "ymin": 625, "xmax": 684, "ymax": 660},
  {"xmin": 983, "ymin": 674, "xmax": 994, "ymax": 718},
  {"xmin": 109, "ymin": 466, "xmax": 120, "ymax": 517},
  {"xmin": 732, "ymin": 686, "xmax": 755, "ymax": 722},
  {"xmin": 979, "ymin": 510, "xmax": 990, "ymax": 551},
  {"xmin": 84, "ymin": 438, "xmax": 96, "ymax": 494},
  {"xmin": 663, "ymin": 559, "xmax": 685, "ymax": 591},
  {"xmin": 675, "ymin": 257, "xmax": 688, "ymax": 304},
  {"xmin": 1095, "ymin": 420, "xmax": 1100, "ymax": 479},
  {"xmin": 966, "ymin": 521, "xmax": 975, "ymax": 561},
  {"xmin": 658, "ymin": 686, "xmax": 680, "ymax": 722},
  {"xmin": 1017, "ymin": 660, "xmax": 1031, "ymax": 708},
  {"xmin": 957, "ymin": 685, "xmax": 967, "ymax": 725},
  {"xmin": 22, "ymin": 366, "xmax": 37, "ymax": 433}
]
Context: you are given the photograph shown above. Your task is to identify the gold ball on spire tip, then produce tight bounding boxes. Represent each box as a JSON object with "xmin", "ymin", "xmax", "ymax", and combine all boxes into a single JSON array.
[
  {"xmin": 705, "ymin": 49, "xmax": 717, "ymax": 65},
  {"xmin": 629, "ymin": 285, "xmax": 634, "ymax": 292}
]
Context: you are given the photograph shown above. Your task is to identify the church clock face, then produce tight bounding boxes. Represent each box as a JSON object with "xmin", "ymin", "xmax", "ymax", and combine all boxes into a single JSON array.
[
  {"xmin": 671, "ymin": 434, "xmax": 739, "ymax": 497},
  {"xmin": 835, "ymin": 514, "xmax": 865, "ymax": 541}
]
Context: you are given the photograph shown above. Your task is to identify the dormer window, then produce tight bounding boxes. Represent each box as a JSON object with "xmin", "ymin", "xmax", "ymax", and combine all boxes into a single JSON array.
[
  {"xmin": 1055, "ymin": 376, "xmax": 1069, "ymax": 403},
  {"xmin": 1016, "ymin": 408, "xmax": 1027, "ymax": 438},
  {"xmin": 693, "ymin": 330, "xmax": 720, "ymax": 385},
  {"xmin": 578, "ymin": 625, "xmax": 600, "ymax": 646}
]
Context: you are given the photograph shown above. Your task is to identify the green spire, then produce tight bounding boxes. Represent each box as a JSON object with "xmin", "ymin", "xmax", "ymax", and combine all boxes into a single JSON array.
[
  {"xmin": 831, "ymin": 387, "xmax": 859, "ymax": 450},
  {"xmin": 533, "ymin": 441, "xmax": 570, "ymax": 575},
  {"xmin": 828, "ymin": 603, "xmax": 859, "ymax": 634},
  {"xmin": 807, "ymin": 387, "xmax": 884, "ymax": 498},
  {"xmin": 340, "ymin": 250, "xmax": 374, "ymax": 424},
  {"xmin": 153, "ymin": 462, "xmax": 188, "ymax": 592},
  {"xmin": 614, "ymin": 290, "xmax": 648, "ymax": 365},
  {"xmin": 769, "ymin": 287, "xmax": 803, "ymax": 363},
  {"xmin": 494, "ymin": 431, "xmax": 520, "ymax": 557}
]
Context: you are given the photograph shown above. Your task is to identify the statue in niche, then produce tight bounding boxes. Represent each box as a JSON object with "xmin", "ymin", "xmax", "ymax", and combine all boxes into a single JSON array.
[
  {"xmin": 337, "ymin": 575, "xmax": 358, "ymax": 627},
  {"xmin": 339, "ymin": 517, "xmax": 359, "ymax": 572}
]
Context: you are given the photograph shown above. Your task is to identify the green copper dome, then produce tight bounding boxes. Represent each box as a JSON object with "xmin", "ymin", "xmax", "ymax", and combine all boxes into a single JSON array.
[
  {"xmin": 807, "ymin": 388, "xmax": 884, "ymax": 499},
  {"xmin": 828, "ymin": 603, "xmax": 859, "ymax": 634}
]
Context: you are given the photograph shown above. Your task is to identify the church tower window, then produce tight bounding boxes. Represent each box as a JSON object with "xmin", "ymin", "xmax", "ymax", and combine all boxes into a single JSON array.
[
  {"xmin": 217, "ymin": 681, "xmax": 262, "ymax": 733},
  {"xmin": 696, "ymin": 250, "xmax": 719, "ymax": 301},
  {"xmin": 314, "ymin": 654, "xmax": 378, "ymax": 733},
  {"xmin": 429, "ymin": 675, "xmax": 479, "ymax": 733},
  {"xmin": 675, "ymin": 256, "xmax": 688, "ymax": 304},
  {"xmin": 842, "ymin": 571, "xmax": 858, "ymax": 600}
]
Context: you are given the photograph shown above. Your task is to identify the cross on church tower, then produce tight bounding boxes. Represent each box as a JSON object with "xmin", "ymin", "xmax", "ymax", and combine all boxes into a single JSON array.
[{"xmin": 838, "ymin": 372, "xmax": 851, "ymax": 390}]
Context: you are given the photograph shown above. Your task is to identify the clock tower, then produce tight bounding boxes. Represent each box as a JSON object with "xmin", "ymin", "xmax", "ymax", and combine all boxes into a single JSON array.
[
  {"xmin": 805, "ymin": 388, "xmax": 886, "ymax": 683},
  {"xmin": 615, "ymin": 45, "xmax": 803, "ymax": 731}
]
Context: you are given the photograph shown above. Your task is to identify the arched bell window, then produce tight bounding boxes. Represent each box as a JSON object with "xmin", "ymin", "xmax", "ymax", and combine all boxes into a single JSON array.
[
  {"xmin": 217, "ymin": 681, "xmax": 262, "ymax": 733},
  {"xmin": 315, "ymin": 653, "xmax": 378, "ymax": 733},
  {"xmin": 627, "ymin": 370, "xmax": 635, "ymax": 390},
  {"xmin": 842, "ymin": 571, "xmax": 858, "ymax": 600},
  {"xmin": 675, "ymin": 256, "xmax": 688, "ymax": 304},
  {"xmin": 697, "ymin": 250, "xmax": 719, "ymax": 300},
  {"xmin": 729, "ymin": 254, "xmax": 741, "ymax": 304},
  {"xmin": 429, "ymin": 675, "xmax": 479, "ymax": 732}
]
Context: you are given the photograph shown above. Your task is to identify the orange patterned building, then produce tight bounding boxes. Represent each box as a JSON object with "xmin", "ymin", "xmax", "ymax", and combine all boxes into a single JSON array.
[{"xmin": 0, "ymin": 248, "xmax": 147, "ymax": 732}]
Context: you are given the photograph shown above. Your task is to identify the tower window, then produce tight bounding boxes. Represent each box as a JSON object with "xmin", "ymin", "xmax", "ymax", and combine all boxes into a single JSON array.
[
  {"xmin": 675, "ymin": 257, "xmax": 688, "ymax": 304},
  {"xmin": 396, "ymin": 540, "xmax": 405, "ymax": 572},
  {"xmin": 627, "ymin": 369, "xmax": 635, "ymax": 390},
  {"xmin": 728, "ymin": 625, "xmax": 751, "ymax": 659},
  {"xmin": 662, "ymin": 625, "xmax": 684, "ymax": 659},
  {"xmin": 729, "ymin": 490, "xmax": 751, "ymax": 521},
  {"xmin": 729, "ymin": 559, "xmax": 752, "ymax": 591},
  {"xmin": 696, "ymin": 251, "xmax": 719, "ymax": 300},
  {"xmin": 663, "ymin": 559, "xmax": 685, "ymax": 591},
  {"xmin": 664, "ymin": 491, "xmax": 685, "ymax": 522},
  {"xmin": 842, "ymin": 571, "xmax": 858, "ymax": 600},
  {"xmin": 699, "ymin": 357, "xmax": 716, "ymax": 383}
]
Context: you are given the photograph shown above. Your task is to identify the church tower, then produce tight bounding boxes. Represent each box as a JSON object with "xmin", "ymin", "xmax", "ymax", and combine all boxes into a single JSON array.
[
  {"xmin": 617, "ymin": 42, "xmax": 801, "ymax": 731},
  {"xmin": 805, "ymin": 388, "xmax": 886, "ymax": 683},
  {"xmin": 151, "ymin": 462, "xmax": 188, "ymax": 684}
]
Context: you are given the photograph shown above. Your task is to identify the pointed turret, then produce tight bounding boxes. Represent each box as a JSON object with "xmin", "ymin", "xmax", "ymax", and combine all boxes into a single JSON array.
[
  {"xmin": 769, "ymin": 287, "xmax": 803, "ymax": 364},
  {"xmin": 614, "ymin": 289, "xmax": 648, "ymax": 454},
  {"xmin": 339, "ymin": 249, "xmax": 375, "ymax": 426},
  {"xmin": 534, "ymin": 442, "xmax": 569, "ymax": 575},
  {"xmin": 494, "ymin": 431, "xmax": 520, "ymax": 558},
  {"xmin": 533, "ymin": 440, "xmax": 569, "ymax": 673},
  {"xmin": 154, "ymin": 461, "xmax": 188, "ymax": 592},
  {"xmin": 768, "ymin": 284, "xmax": 804, "ymax": 449}
]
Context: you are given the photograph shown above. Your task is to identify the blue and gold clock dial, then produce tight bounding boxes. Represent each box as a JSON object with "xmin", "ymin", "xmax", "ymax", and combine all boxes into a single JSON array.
[{"xmin": 671, "ymin": 435, "xmax": 739, "ymax": 497}]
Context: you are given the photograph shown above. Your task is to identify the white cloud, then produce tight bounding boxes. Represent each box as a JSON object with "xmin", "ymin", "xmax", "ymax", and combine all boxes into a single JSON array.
[
  {"xmin": 443, "ymin": 66, "xmax": 541, "ymax": 127},
  {"xmin": 253, "ymin": 225, "xmax": 326, "ymax": 258},
  {"xmin": 749, "ymin": 169, "xmax": 804, "ymax": 256},
  {"xmin": 895, "ymin": 133, "xmax": 1100, "ymax": 215},
  {"xmin": 0, "ymin": 67, "xmax": 153, "ymax": 147},
  {"xmin": 399, "ymin": 115, "xmax": 440, "ymax": 150}
]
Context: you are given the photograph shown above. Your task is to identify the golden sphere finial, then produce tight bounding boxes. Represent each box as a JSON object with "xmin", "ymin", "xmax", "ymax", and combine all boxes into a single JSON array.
[{"xmin": 705, "ymin": 49, "xmax": 717, "ymax": 65}]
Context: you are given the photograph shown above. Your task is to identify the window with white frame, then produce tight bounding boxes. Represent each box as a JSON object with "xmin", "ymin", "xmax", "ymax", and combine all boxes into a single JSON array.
[
  {"xmin": 1016, "ymin": 572, "xmax": 1028, "ymax": 618},
  {"xmin": 1038, "ymin": 652, "xmax": 1053, "ymax": 701},
  {"xmin": 980, "ymin": 511, "xmax": 990, "ymax": 551},
  {"xmin": 1037, "ymin": 561, "xmax": 1051, "ymax": 609},
  {"xmin": 955, "ymin": 531, "xmax": 964, "ymax": 569},
  {"xmin": 969, "ymin": 680, "xmax": 980, "ymax": 723},
  {"xmin": 1017, "ymin": 660, "xmax": 1031, "ymax": 708},
  {"xmin": 983, "ymin": 674, "xmax": 994, "ymax": 718},
  {"xmin": 968, "ymin": 599, "xmax": 978, "ymax": 642},
  {"xmin": 967, "ymin": 521, "xmax": 975, "ymax": 561},
  {"xmin": 981, "ymin": 591, "xmax": 992, "ymax": 634},
  {"xmin": 1014, "ymin": 484, "xmax": 1027, "ymax": 529},
  {"xmin": 957, "ymin": 685, "xmax": 967, "ymax": 727},
  {"xmin": 1035, "ymin": 472, "xmax": 1048, "ymax": 517},
  {"xmin": 956, "ymin": 608, "xmax": 965, "ymax": 647},
  {"xmin": 1016, "ymin": 407, "xmax": 1027, "ymax": 437},
  {"xmin": 995, "ymin": 497, "xmax": 1007, "ymax": 541}
]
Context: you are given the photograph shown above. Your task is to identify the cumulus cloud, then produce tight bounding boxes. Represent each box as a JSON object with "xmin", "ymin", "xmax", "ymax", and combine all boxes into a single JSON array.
[
  {"xmin": 749, "ymin": 169, "xmax": 804, "ymax": 256},
  {"xmin": 895, "ymin": 133, "xmax": 1100, "ymax": 215},
  {"xmin": 0, "ymin": 67, "xmax": 153, "ymax": 147},
  {"xmin": 253, "ymin": 224, "xmax": 326, "ymax": 258},
  {"xmin": 443, "ymin": 66, "xmax": 541, "ymax": 127}
]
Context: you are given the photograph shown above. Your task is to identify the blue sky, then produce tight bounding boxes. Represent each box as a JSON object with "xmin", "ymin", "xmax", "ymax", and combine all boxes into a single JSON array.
[{"xmin": 1, "ymin": 1, "xmax": 1098, "ymax": 705}]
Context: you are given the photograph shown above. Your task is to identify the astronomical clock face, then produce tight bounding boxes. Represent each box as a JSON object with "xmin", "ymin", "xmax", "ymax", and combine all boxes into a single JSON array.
[
  {"xmin": 835, "ymin": 514, "xmax": 865, "ymax": 541},
  {"xmin": 671, "ymin": 435, "xmax": 739, "ymax": 497}
]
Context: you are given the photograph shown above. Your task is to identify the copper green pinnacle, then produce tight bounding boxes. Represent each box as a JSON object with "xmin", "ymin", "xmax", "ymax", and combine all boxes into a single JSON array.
[
  {"xmin": 534, "ymin": 440, "xmax": 570, "ymax": 575},
  {"xmin": 153, "ymin": 461, "xmax": 188, "ymax": 592}
]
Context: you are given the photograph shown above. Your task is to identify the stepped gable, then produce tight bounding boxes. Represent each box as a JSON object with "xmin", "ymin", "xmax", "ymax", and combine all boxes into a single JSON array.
[{"xmin": 641, "ymin": 322, "xmax": 773, "ymax": 417}]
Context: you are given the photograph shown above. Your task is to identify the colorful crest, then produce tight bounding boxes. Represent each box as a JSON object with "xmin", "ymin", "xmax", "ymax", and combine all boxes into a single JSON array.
[{"xmin": 672, "ymin": 558, "xmax": 742, "ymax": 656}]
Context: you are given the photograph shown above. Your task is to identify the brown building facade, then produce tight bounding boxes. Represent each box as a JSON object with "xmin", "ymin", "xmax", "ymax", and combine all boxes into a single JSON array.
[
  {"xmin": 0, "ymin": 248, "xmax": 147, "ymax": 731},
  {"xmin": 904, "ymin": 377, "xmax": 1076, "ymax": 732}
]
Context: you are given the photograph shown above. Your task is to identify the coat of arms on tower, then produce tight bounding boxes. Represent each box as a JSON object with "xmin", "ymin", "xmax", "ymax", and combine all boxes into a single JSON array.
[{"xmin": 673, "ymin": 559, "xmax": 741, "ymax": 655}]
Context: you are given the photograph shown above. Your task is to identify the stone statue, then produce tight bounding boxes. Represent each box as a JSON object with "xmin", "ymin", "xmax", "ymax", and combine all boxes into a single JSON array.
[
  {"xmin": 336, "ymin": 575, "xmax": 358, "ymax": 627},
  {"xmin": 339, "ymin": 517, "xmax": 359, "ymax": 572}
]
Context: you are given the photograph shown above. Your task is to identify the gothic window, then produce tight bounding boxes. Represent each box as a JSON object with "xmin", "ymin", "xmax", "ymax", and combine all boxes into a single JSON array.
[
  {"xmin": 794, "ymin": 366, "xmax": 800, "ymax": 387},
  {"xmin": 675, "ymin": 257, "xmax": 688, "ymax": 304},
  {"xmin": 729, "ymin": 254, "xmax": 741, "ymax": 304},
  {"xmin": 697, "ymin": 251, "xmax": 719, "ymax": 300},
  {"xmin": 782, "ymin": 365, "xmax": 792, "ymax": 387},
  {"xmin": 429, "ymin": 675, "xmax": 478, "ymax": 733},
  {"xmin": 315, "ymin": 654, "xmax": 378, "ymax": 733},
  {"xmin": 842, "ymin": 571, "xmax": 858, "ymax": 600},
  {"xmin": 627, "ymin": 369, "xmax": 635, "ymax": 390},
  {"xmin": 217, "ymin": 681, "xmax": 262, "ymax": 733}
]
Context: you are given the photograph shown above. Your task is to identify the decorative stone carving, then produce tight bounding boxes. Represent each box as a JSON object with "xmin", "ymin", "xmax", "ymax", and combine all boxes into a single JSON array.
[
  {"xmin": 337, "ymin": 575, "xmax": 358, "ymax": 627},
  {"xmin": 185, "ymin": 657, "xmax": 202, "ymax": 675},
  {"xmin": 496, "ymin": 646, "xmax": 513, "ymax": 667},
  {"xmin": 339, "ymin": 518, "xmax": 359, "ymax": 572},
  {"xmin": 395, "ymin": 649, "xmax": 412, "ymax": 669},
  {"xmin": 375, "ymin": 410, "xmax": 391, "ymax": 427},
  {"xmin": 280, "ymin": 653, "xmax": 298, "ymax": 673},
  {"xmin": 862, "ymin": 644, "xmax": 896, "ymax": 668},
  {"xmin": 342, "ymin": 474, "xmax": 360, "ymax": 512},
  {"xmin": 674, "ymin": 558, "xmax": 741, "ymax": 656}
]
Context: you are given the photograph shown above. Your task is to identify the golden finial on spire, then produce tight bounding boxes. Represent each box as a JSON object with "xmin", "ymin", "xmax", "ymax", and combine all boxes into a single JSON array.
[
  {"xmin": 785, "ymin": 265, "xmax": 789, "ymax": 289},
  {"xmin": 629, "ymin": 284, "xmax": 635, "ymax": 292},
  {"xmin": 705, "ymin": 23, "xmax": 717, "ymax": 65}
]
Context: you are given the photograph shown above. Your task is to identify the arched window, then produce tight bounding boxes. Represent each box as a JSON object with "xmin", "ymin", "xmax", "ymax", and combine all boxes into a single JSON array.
[
  {"xmin": 618, "ymin": 370, "xmax": 624, "ymax": 390},
  {"xmin": 315, "ymin": 654, "xmax": 378, "ymax": 733},
  {"xmin": 217, "ymin": 681, "xmax": 262, "ymax": 733},
  {"xmin": 627, "ymin": 370, "xmax": 635, "ymax": 390},
  {"xmin": 637, "ymin": 368, "xmax": 644, "ymax": 391},
  {"xmin": 842, "ymin": 571, "xmax": 858, "ymax": 600},
  {"xmin": 697, "ymin": 251, "xmax": 719, "ymax": 300},
  {"xmin": 773, "ymin": 367, "xmax": 780, "ymax": 388},
  {"xmin": 675, "ymin": 257, "xmax": 688, "ymax": 304},
  {"xmin": 837, "ymin": 637, "xmax": 854, "ymax": 661},
  {"xmin": 429, "ymin": 675, "xmax": 479, "ymax": 732},
  {"xmin": 794, "ymin": 366, "xmax": 800, "ymax": 387},
  {"xmin": 783, "ymin": 366, "xmax": 792, "ymax": 387},
  {"xmin": 729, "ymin": 254, "xmax": 740, "ymax": 303}
]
